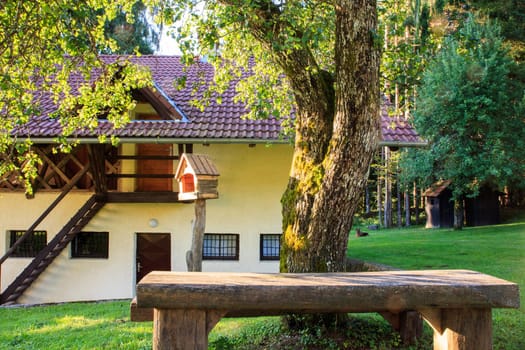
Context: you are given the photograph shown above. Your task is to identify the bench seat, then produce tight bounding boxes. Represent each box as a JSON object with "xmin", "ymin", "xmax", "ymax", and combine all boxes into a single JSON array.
[{"xmin": 136, "ymin": 269, "xmax": 520, "ymax": 350}]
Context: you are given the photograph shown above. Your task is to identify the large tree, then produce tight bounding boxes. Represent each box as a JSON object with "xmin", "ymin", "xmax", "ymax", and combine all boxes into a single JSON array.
[
  {"xmin": 152, "ymin": 0, "xmax": 380, "ymax": 273},
  {"xmin": 400, "ymin": 16, "xmax": 525, "ymax": 228}
]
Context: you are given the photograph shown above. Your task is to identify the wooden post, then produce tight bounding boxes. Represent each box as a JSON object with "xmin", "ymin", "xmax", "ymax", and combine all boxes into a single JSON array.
[
  {"xmin": 379, "ymin": 311, "xmax": 423, "ymax": 345},
  {"xmin": 153, "ymin": 308, "xmax": 225, "ymax": 350},
  {"xmin": 422, "ymin": 308, "xmax": 492, "ymax": 350},
  {"xmin": 186, "ymin": 199, "xmax": 206, "ymax": 272}
]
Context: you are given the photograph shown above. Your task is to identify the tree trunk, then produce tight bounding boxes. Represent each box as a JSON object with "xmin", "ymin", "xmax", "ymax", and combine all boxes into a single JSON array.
[
  {"xmin": 365, "ymin": 185, "xmax": 370, "ymax": 214},
  {"xmin": 396, "ymin": 170, "xmax": 402, "ymax": 228},
  {"xmin": 377, "ymin": 150, "xmax": 383, "ymax": 226},
  {"xmin": 453, "ymin": 198, "xmax": 464, "ymax": 230},
  {"xmin": 280, "ymin": 0, "xmax": 380, "ymax": 273},
  {"xmin": 414, "ymin": 183, "xmax": 420, "ymax": 225},
  {"xmin": 186, "ymin": 199, "xmax": 206, "ymax": 272},
  {"xmin": 405, "ymin": 190, "xmax": 411, "ymax": 227},
  {"xmin": 384, "ymin": 147, "xmax": 392, "ymax": 228}
]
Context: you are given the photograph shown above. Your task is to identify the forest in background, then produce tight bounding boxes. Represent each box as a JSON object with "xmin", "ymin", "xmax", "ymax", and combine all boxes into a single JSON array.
[{"xmin": 361, "ymin": 0, "xmax": 525, "ymax": 229}]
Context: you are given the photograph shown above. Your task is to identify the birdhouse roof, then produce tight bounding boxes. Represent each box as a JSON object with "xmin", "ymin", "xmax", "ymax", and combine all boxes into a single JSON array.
[{"xmin": 175, "ymin": 153, "xmax": 219, "ymax": 179}]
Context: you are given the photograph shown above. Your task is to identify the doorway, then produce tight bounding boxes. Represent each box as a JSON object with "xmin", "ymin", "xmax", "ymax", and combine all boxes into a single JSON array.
[{"xmin": 136, "ymin": 233, "xmax": 171, "ymax": 283}]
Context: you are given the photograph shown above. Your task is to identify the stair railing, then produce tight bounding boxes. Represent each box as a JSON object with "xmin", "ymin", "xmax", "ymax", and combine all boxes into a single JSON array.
[{"xmin": 0, "ymin": 163, "xmax": 90, "ymax": 292}]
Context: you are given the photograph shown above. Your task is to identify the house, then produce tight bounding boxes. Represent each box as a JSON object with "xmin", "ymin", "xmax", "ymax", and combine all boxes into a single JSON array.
[{"xmin": 0, "ymin": 56, "xmax": 424, "ymax": 305}]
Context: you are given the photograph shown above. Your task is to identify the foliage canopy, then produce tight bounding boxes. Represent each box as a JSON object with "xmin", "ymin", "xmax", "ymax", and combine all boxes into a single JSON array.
[
  {"xmin": 401, "ymin": 16, "xmax": 525, "ymax": 200},
  {"xmin": 0, "ymin": 0, "xmax": 153, "ymax": 191}
]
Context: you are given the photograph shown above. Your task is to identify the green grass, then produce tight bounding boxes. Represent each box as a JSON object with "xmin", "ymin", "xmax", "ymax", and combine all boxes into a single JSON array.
[
  {"xmin": 348, "ymin": 217, "xmax": 525, "ymax": 350},
  {"xmin": 1, "ymin": 212, "xmax": 523, "ymax": 349},
  {"xmin": 0, "ymin": 301, "xmax": 152, "ymax": 349}
]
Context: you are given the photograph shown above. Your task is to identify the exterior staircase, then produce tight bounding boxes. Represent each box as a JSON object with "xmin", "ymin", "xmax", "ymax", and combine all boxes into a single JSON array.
[{"xmin": 0, "ymin": 194, "xmax": 106, "ymax": 305}]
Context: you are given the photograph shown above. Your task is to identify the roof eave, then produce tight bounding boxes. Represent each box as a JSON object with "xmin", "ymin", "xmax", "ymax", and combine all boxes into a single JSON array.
[
  {"xmin": 21, "ymin": 136, "xmax": 427, "ymax": 147},
  {"xmin": 378, "ymin": 140, "xmax": 428, "ymax": 148},
  {"xmin": 22, "ymin": 136, "xmax": 290, "ymax": 145}
]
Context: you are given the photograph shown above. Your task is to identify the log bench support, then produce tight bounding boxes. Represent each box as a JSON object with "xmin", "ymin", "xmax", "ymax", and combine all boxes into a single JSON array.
[
  {"xmin": 421, "ymin": 308, "xmax": 493, "ymax": 350},
  {"xmin": 153, "ymin": 309, "xmax": 226, "ymax": 350},
  {"xmin": 136, "ymin": 270, "xmax": 520, "ymax": 350}
]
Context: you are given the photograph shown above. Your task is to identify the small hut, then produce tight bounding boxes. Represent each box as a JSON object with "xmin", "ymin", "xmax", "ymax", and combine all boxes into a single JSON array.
[
  {"xmin": 175, "ymin": 153, "xmax": 220, "ymax": 201},
  {"xmin": 423, "ymin": 180, "xmax": 454, "ymax": 228}
]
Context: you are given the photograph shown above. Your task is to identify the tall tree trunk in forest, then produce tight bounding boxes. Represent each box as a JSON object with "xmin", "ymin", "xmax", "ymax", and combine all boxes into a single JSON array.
[
  {"xmin": 365, "ymin": 186, "xmax": 371, "ymax": 214},
  {"xmin": 453, "ymin": 198, "xmax": 464, "ymax": 230},
  {"xmin": 396, "ymin": 169, "xmax": 402, "ymax": 227},
  {"xmin": 405, "ymin": 190, "xmax": 411, "ymax": 227},
  {"xmin": 413, "ymin": 183, "xmax": 420, "ymax": 225},
  {"xmin": 383, "ymin": 147, "xmax": 393, "ymax": 228},
  {"xmin": 377, "ymin": 150, "xmax": 383, "ymax": 226},
  {"xmin": 280, "ymin": 0, "xmax": 380, "ymax": 274}
]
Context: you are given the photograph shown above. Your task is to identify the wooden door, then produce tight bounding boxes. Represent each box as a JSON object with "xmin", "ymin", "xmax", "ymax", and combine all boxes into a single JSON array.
[
  {"xmin": 136, "ymin": 233, "xmax": 171, "ymax": 283},
  {"xmin": 136, "ymin": 143, "xmax": 173, "ymax": 192}
]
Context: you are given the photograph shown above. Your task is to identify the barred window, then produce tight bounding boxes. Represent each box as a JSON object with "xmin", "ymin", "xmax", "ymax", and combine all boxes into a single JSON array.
[
  {"xmin": 260, "ymin": 234, "xmax": 281, "ymax": 261},
  {"xmin": 8, "ymin": 230, "xmax": 47, "ymax": 258},
  {"xmin": 203, "ymin": 234, "xmax": 239, "ymax": 260},
  {"xmin": 71, "ymin": 232, "xmax": 109, "ymax": 259}
]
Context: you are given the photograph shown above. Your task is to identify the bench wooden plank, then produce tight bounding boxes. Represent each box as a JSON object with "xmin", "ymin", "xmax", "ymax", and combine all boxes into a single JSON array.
[
  {"xmin": 135, "ymin": 270, "xmax": 520, "ymax": 350},
  {"xmin": 137, "ymin": 270, "xmax": 519, "ymax": 313}
]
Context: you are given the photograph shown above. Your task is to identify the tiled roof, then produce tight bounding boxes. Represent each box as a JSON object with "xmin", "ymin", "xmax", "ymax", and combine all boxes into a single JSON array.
[{"xmin": 13, "ymin": 55, "xmax": 424, "ymax": 146}]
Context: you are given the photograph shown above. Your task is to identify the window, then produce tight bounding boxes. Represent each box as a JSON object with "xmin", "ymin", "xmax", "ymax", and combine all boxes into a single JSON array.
[
  {"xmin": 71, "ymin": 232, "xmax": 109, "ymax": 259},
  {"xmin": 260, "ymin": 234, "xmax": 281, "ymax": 261},
  {"xmin": 203, "ymin": 234, "xmax": 239, "ymax": 260},
  {"xmin": 8, "ymin": 230, "xmax": 47, "ymax": 257}
]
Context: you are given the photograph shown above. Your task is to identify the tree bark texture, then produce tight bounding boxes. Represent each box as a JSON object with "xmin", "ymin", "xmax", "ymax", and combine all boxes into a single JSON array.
[
  {"xmin": 280, "ymin": 0, "xmax": 380, "ymax": 272},
  {"xmin": 453, "ymin": 199, "xmax": 464, "ymax": 230},
  {"xmin": 404, "ymin": 190, "xmax": 411, "ymax": 227},
  {"xmin": 384, "ymin": 147, "xmax": 393, "ymax": 228},
  {"xmin": 186, "ymin": 199, "xmax": 206, "ymax": 272}
]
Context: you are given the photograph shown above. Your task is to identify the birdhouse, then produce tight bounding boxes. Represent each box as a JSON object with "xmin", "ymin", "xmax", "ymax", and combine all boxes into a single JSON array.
[{"xmin": 175, "ymin": 153, "xmax": 219, "ymax": 201}]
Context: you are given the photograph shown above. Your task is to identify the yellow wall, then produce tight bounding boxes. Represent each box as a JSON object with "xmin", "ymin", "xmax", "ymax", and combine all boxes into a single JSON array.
[{"xmin": 0, "ymin": 143, "xmax": 292, "ymax": 304}]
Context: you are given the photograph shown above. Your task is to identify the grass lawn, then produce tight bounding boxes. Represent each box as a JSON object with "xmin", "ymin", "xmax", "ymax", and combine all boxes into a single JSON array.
[
  {"xmin": 347, "ymin": 212, "xmax": 525, "ymax": 350},
  {"xmin": 0, "ymin": 211, "xmax": 523, "ymax": 349}
]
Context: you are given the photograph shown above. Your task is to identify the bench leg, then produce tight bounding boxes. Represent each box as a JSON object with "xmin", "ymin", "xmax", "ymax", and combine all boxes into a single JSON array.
[
  {"xmin": 422, "ymin": 308, "xmax": 492, "ymax": 350},
  {"xmin": 379, "ymin": 311, "xmax": 423, "ymax": 345},
  {"xmin": 152, "ymin": 308, "xmax": 226, "ymax": 350}
]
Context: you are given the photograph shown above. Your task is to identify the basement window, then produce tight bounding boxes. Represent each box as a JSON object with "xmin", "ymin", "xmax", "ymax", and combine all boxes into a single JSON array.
[
  {"xmin": 71, "ymin": 232, "xmax": 109, "ymax": 259},
  {"xmin": 203, "ymin": 233, "xmax": 239, "ymax": 260},
  {"xmin": 260, "ymin": 234, "xmax": 281, "ymax": 261},
  {"xmin": 8, "ymin": 230, "xmax": 47, "ymax": 258}
]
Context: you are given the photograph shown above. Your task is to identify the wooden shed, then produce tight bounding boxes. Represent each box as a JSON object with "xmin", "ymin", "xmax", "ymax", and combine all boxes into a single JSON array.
[
  {"xmin": 175, "ymin": 153, "xmax": 219, "ymax": 201},
  {"xmin": 465, "ymin": 186, "xmax": 501, "ymax": 227},
  {"xmin": 423, "ymin": 180, "xmax": 454, "ymax": 229}
]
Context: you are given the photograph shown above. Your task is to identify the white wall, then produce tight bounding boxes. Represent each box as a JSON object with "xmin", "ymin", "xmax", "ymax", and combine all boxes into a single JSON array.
[{"xmin": 0, "ymin": 143, "xmax": 292, "ymax": 304}]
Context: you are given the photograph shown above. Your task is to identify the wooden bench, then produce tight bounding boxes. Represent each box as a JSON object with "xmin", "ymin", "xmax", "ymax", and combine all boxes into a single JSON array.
[{"xmin": 135, "ymin": 270, "xmax": 520, "ymax": 350}]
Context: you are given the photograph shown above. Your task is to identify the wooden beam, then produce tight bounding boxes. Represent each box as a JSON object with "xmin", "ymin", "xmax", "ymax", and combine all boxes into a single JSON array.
[
  {"xmin": 107, "ymin": 174, "xmax": 174, "ymax": 178},
  {"xmin": 105, "ymin": 192, "xmax": 182, "ymax": 203},
  {"xmin": 137, "ymin": 270, "xmax": 520, "ymax": 313},
  {"xmin": 87, "ymin": 144, "xmax": 108, "ymax": 194},
  {"xmin": 116, "ymin": 155, "xmax": 180, "ymax": 160}
]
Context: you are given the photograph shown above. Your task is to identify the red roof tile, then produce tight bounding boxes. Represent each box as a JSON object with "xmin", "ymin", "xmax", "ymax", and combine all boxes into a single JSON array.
[{"xmin": 13, "ymin": 55, "xmax": 424, "ymax": 146}]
